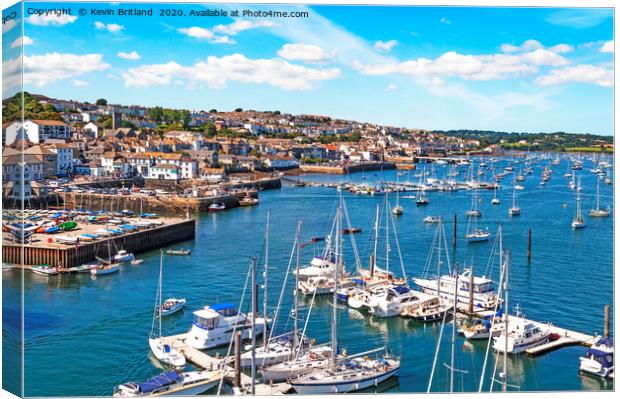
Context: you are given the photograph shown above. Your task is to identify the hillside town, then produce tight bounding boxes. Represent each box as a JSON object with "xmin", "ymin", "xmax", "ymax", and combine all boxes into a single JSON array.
[{"xmin": 2, "ymin": 93, "xmax": 610, "ymax": 202}]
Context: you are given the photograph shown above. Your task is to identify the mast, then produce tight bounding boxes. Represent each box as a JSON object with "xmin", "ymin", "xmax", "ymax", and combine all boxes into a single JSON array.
[
  {"xmin": 450, "ymin": 263, "xmax": 459, "ymax": 393},
  {"xmin": 263, "ymin": 211, "xmax": 270, "ymax": 349},
  {"xmin": 503, "ymin": 250, "xmax": 509, "ymax": 392},
  {"xmin": 372, "ymin": 204, "xmax": 379, "ymax": 277},
  {"xmin": 250, "ymin": 256, "xmax": 257, "ymax": 395},
  {"xmin": 294, "ymin": 221, "xmax": 301, "ymax": 348},
  {"xmin": 596, "ymin": 177, "xmax": 601, "ymax": 211},
  {"xmin": 330, "ymin": 203, "xmax": 341, "ymax": 372},
  {"xmin": 436, "ymin": 222, "xmax": 442, "ymax": 299},
  {"xmin": 385, "ymin": 192, "xmax": 389, "ymax": 271},
  {"xmin": 158, "ymin": 250, "xmax": 163, "ymax": 339},
  {"xmin": 576, "ymin": 177, "xmax": 582, "ymax": 220}
]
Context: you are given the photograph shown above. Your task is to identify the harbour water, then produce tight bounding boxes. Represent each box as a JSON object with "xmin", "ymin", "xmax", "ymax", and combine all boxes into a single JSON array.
[{"xmin": 2, "ymin": 157, "xmax": 614, "ymax": 395}]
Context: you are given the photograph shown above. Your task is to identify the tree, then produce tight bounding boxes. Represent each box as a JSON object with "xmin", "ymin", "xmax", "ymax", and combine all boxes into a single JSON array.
[
  {"xmin": 203, "ymin": 122, "xmax": 217, "ymax": 137},
  {"xmin": 95, "ymin": 98, "xmax": 108, "ymax": 106},
  {"xmin": 209, "ymin": 109, "xmax": 218, "ymax": 113},
  {"xmin": 234, "ymin": 108, "xmax": 243, "ymax": 112}
]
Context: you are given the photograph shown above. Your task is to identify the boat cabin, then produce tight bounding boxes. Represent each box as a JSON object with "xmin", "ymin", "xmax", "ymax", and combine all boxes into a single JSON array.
[{"xmin": 193, "ymin": 303, "xmax": 238, "ymax": 330}]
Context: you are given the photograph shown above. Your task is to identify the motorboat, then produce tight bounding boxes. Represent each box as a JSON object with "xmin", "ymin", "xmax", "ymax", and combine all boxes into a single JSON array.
[
  {"xmin": 30, "ymin": 265, "xmax": 59, "ymax": 276},
  {"xmin": 298, "ymin": 276, "xmax": 354, "ymax": 296},
  {"xmin": 492, "ymin": 317, "xmax": 551, "ymax": 354},
  {"xmin": 157, "ymin": 298, "xmax": 186, "ymax": 317},
  {"xmin": 185, "ymin": 303, "xmax": 267, "ymax": 349},
  {"xmin": 579, "ymin": 337, "xmax": 614, "ymax": 378},
  {"xmin": 293, "ymin": 253, "xmax": 337, "ymax": 281},
  {"xmin": 400, "ymin": 295, "xmax": 450, "ymax": 322},
  {"xmin": 423, "ymin": 216, "xmax": 442, "ymax": 224},
  {"xmin": 166, "ymin": 249, "xmax": 191, "ymax": 256},
  {"xmin": 368, "ymin": 285, "xmax": 425, "ymax": 318},
  {"xmin": 114, "ymin": 249, "xmax": 135, "ymax": 263},
  {"xmin": 113, "ymin": 370, "xmax": 220, "ymax": 397},
  {"xmin": 413, "ymin": 268, "xmax": 500, "ymax": 310},
  {"xmin": 208, "ymin": 202, "xmax": 226, "ymax": 212},
  {"xmin": 239, "ymin": 196, "xmax": 259, "ymax": 206}
]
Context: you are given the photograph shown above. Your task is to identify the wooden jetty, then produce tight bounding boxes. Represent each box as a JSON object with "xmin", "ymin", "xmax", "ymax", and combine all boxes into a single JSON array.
[{"xmin": 158, "ymin": 333, "xmax": 293, "ymax": 395}]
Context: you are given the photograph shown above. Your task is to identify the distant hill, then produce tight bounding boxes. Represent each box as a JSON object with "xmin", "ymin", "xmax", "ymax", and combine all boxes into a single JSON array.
[{"xmin": 2, "ymin": 92, "xmax": 63, "ymax": 124}]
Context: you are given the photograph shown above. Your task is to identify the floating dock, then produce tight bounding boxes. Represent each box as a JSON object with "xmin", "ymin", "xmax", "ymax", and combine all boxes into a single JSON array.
[{"xmin": 158, "ymin": 333, "xmax": 293, "ymax": 395}]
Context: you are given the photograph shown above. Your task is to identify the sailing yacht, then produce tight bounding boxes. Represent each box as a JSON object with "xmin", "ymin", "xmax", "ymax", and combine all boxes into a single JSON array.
[
  {"xmin": 589, "ymin": 178, "xmax": 611, "ymax": 217},
  {"xmin": 294, "ymin": 236, "xmax": 339, "ymax": 281},
  {"xmin": 572, "ymin": 177, "xmax": 586, "ymax": 229},
  {"xmin": 508, "ymin": 181, "xmax": 520, "ymax": 216},
  {"xmin": 149, "ymin": 251, "xmax": 186, "ymax": 369},
  {"xmin": 392, "ymin": 189, "xmax": 404, "ymax": 215},
  {"xmin": 465, "ymin": 192, "xmax": 490, "ymax": 243},
  {"xmin": 416, "ymin": 168, "xmax": 429, "ymax": 206},
  {"xmin": 289, "ymin": 200, "xmax": 400, "ymax": 394},
  {"xmin": 492, "ymin": 184, "xmax": 500, "ymax": 205},
  {"xmin": 465, "ymin": 188, "xmax": 482, "ymax": 217}
]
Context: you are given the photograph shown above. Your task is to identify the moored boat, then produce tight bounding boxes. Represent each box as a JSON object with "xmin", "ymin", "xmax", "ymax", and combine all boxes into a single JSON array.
[
  {"xmin": 157, "ymin": 298, "xmax": 186, "ymax": 317},
  {"xmin": 165, "ymin": 249, "xmax": 191, "ymax": 256},
  {"xmin": 579, "ymin": 337, "xmax": 614, "ymax": 378},
  {"xmin": 113, "ymin": 370, "xmax": 220, "ymax": 397},
  {"xmin": 30, "ymin": 264, "xmax": 59, "ymax": 276},
  {"xmin": 208, "ymin": 202, "xmax": 226, "ymax": 212}
]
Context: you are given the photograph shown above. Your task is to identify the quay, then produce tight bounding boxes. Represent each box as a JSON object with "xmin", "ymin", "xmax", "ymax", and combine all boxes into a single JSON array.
[
  {"xmin": 300, "ymin": 162, "xmax": 396, "ymax": 175},
  {"xmin": 158, "ymin": 333, "xmax": 293, "ymax": 395},
  {"xmin": 2, "ymin": 217, "xmax": 195, "ymax": 269}
]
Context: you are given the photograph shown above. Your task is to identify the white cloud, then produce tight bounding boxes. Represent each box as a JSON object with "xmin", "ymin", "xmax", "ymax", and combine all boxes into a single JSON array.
[
  {"xmin": 122, "ymin": 53, "xmax": 341, "ymax": 91},
  {"xmin": 535, "ymin": 64, "xmax": 613, "ymax": 88},
  {"xmin": 385, "ymin": 83, "xmax": 399, "ymax": 92},
  {"xmin": 117, "ymin": 51, "xmax": 141, "ymax": 60},
  {"xmin": 353, "ymin": 49, "xmax": 569, "ymax": 81},
  {"xmin": 501, "ymin": 39, "xmax": 572, "ymax": 54},
  {"xmin": 440, "ymin": 17, "xmax": 451, "ymax": 25},
  {"xmin": 107, "ymin": 74, "xmax": 120, "ymax": 80},
  {"xmin": 20, "ymin": 53, "xmax": 110, "ymax": 87},
  {"xmin": 95, "ymin": 21, "xmax": 125, "ymax": 33},
  {"xmin": 213, "ymin": 20, "xmax": 274, "ymax": 35},
  {"xmin": 600, "ymin": 40, "xmax": 614, "ymax": 53},
  {"xmin": 178, "ymin": 27, "xmax": 234, "ymax": 44},
  {"xmin": 547, "ymin": 9, "xmax": 612, "ymax": 29},
  {"xmin": 11, "ymin": 36, "xmax": 33, "ymax": 48},
  {"xmin": 374, "ymin": 40, "xmax": 398, "ymax": 52},
  {"xmin": 2, "ymin": 19, "xmax": 18, "ymax": 33},
  {"xmin": 72, "ymin": 80, "xmax": 89, "ymax": 87},
  {"xmin": 27, "ymin": 14, "xmax": 77, "ymax": 26},
  {"xmin": 277, "ymin": 43, "xmax": 335, "ymax": 62}
]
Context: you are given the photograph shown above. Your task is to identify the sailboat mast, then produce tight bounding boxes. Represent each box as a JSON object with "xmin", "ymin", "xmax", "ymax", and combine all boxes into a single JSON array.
[
  {"xmin": 294, "ymin": 221, "xmax": 301, "ymax": 348},
  {"xmin": 436, "ymin": 222, "xmax": 442, "ymax": 299},
  {"xmin": 250, "ymin": 256, "xmax": 257, "ymax": 395},
  {"xmin": 372, "ymin": 205, "xmax": 380, "ymax": 277},
  {"xmin": 450, "ymin": 263, "xmax": 459, "ymax": 393},
  {"xmin": 385, "ymin": 192, "xmax": 389, "ymax": 271},
  {"xmin": 503, "ymin": 250, "xmax": 510, "ymax": 392},
  {"xmin": 263, "ymin": 211, "xmax": 270, "ymax": 349},
  {"xmin": 158, "ymin": 250, "xmax": 163, "ymax": 338},
  {"xmin": 331, "ymin": 205, "xmax": 341, "ymax": 373},
  {"xmin": 596, "ymin": 178, "xmax": 601, "ymax": 211}
]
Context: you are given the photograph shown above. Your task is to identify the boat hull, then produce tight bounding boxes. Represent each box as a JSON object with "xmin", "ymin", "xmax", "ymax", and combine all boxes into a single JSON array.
[{"xmin": 291, "ymin": 367, "xmax": 398, "ymax": 394}]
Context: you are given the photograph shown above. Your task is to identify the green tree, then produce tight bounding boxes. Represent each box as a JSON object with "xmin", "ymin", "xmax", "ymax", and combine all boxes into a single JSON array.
[
  {"xmin": 95, "ymin": 98, "xmax": 108, "ymax": 106},
  {"xmin": 234, "ymin": 108, "xmax": 243, "ymax": 112}
]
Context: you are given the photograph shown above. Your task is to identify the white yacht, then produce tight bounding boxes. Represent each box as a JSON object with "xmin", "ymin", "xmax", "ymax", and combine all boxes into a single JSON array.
[
  {"xmin": 368, "ymin": 285, "xmax": 425, "ymax": 318},
  {"xmin": 239, "ymin": 333, "xmax": 303, "ymax": 368},
  {"xmin": 492, "ymin": 317, "xmax": 551, "ymax": 354},
  {"xmin": 589, "ymin": 178, "xmax": 611, "ymax": 217},
  {"xmin": 579, "ymin": 337, "xmax": 614, "ymax": 378},
  {"xmin": 413, "ymin": 269, "xmax": 500, "ymax": 310},
  {"xmin": 113, "ymin": 370, "xmax": 220, "ymax": 397},
  {"xmin": 572, "ymin": 177, "xmax": 586, "ymax": 229},
  {"xmin": 347, "ymin": 281, "xmax": 391, "ymax": 309},
  {"xmin": 465, "ymin": 228, "xmax": 491, "ymax": 242},
  {"xmin": 293, "ymin": 253, "xmax": 337, "ymax": 281},
  {"xmin": 508, "ymin": 182, "xmax": 520, "ymax": 216},
  {"xmin": 185, "ymin": 303, "xmax": 268, "ymax": 349}
]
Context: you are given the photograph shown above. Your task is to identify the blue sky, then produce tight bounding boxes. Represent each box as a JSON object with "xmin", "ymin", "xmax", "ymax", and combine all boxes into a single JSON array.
[{"xmin": 2, "ymin": 2, "xmax": 614, "ymax": 135}]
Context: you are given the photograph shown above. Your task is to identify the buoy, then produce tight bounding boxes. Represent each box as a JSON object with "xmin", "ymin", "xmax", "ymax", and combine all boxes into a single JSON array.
[{"xmin": 563, "ymin": 203, "xmax": 567, "ymax": 208}]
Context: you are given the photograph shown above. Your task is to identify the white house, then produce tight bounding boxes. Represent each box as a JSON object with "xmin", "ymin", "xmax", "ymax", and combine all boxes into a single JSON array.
[
  {"xmin": 148, "ymin": 164, "xmax": 179, "ymax": 180},
  {"xmin": 264, "ymin": 157, "xmax": 299, "ymax": 170},
  {"xmin": 46, "ymin": 143, "xmax": 74, "ymax": 176},
  {"xmin": 3, "ymin": 119, "xmax": 70, "ymax": 145}
]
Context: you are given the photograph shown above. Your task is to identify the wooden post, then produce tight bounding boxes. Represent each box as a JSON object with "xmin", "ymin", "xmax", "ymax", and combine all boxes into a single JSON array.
[
  {"xmin": 453, "ymin": 213, "xmax": 457, "ymax": 249},
  {"xmin": 604, "ymin": 305, "xmax": 610, "ymax": 338},
  {"xmin": 234, "ymin": 331, "xmax": 241, "ymax": 388},
  {"xmin": 527, "ymin": 228, "xmax": 532, "ymax": 261},
  {"xmin": 468, "ymin": 267, "xmax": 474, "ymax": 314}
]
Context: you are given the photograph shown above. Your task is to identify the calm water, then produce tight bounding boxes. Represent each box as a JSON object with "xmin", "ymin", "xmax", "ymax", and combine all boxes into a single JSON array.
[{"xmin": 2, "ymin": 157, "xmax": 614, "ymax": 396}]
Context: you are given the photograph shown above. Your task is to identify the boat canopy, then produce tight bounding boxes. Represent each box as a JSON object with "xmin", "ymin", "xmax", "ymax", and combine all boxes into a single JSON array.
[
  {"xmin": 584, "ymin": 349, "xmax": 614, "ymax": 367},
  {"xmin": 391, "ymin": 285, "xmax": 410, "ymax": 295},
  {"xmin": 136, "ymin": 371, "xmax": 182, "ymax": 393},
  {"xmin": 209, "ymin": 303, "xmax": 238, "ymax": 316}
]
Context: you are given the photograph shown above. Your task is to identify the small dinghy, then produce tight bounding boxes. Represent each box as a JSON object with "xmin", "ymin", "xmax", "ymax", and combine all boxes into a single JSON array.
[
  {"xmin": 71, "ymin": 264, "xmax": 98, "ymax": 273},
  {"xmin": 130, "ymin": 259, "xmax": 144, "ymax": 265},
  {"xmin": 208, "ymin": 202, "xmax": 226, "ymax": 212},
  {"xmin": 166, "ymin": 249, "xmax": 191, "ymax": 256},
  {"xmin": 157, "ymin": 298, "xmax": 186, "ymax": 317},
  {"xmin": 114, "ymin": 250, "xmax": 135, "ymax": 263},
  {"xmin": 30, "ymin": 265, "xmax": 59, "ymax": 276}
]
